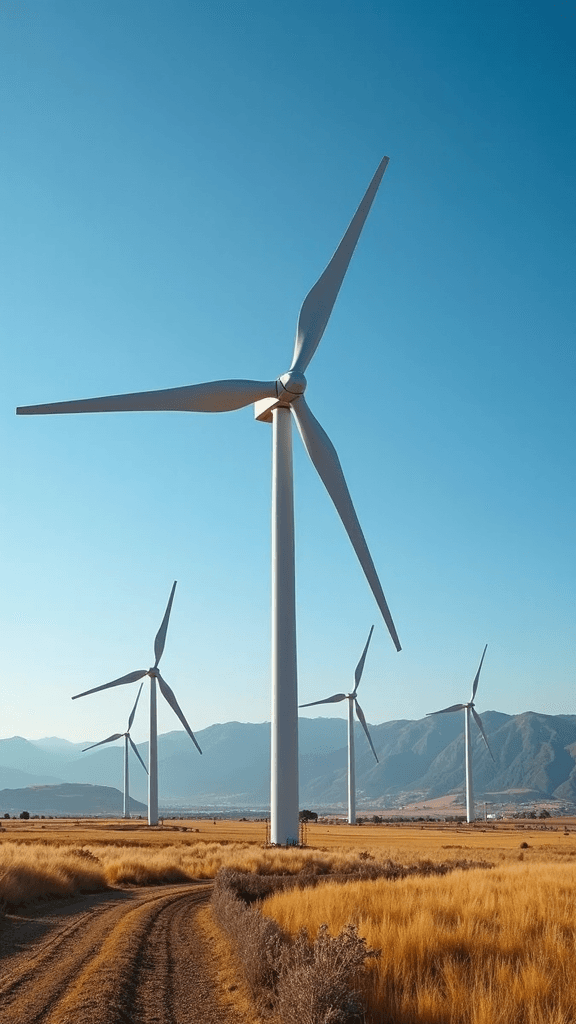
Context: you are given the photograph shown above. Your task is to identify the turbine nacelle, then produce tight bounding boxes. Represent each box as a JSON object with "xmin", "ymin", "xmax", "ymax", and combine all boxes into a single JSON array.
[{"xmin": 276, "ymin": 371, "xmax": 307, "ymax": 400}]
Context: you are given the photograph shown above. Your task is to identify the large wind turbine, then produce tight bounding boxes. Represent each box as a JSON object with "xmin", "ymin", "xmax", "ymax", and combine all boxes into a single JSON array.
[
  {"xmin": 427, "ymin": 645, "xmax": 494, "ymax": 823},
  {"xmin": 300, "ymin": 626, "xmax": 378, "ymax": 825},
  {"xmin": 81, "ymin": 682, "xmax": 148, "ymax": 819},
  {"xmin": 17, "ymin": 157, "xmax": 400, "ymax": 845},
  {"xmin": 72, "ymin": 582, "xmax": 201, "ymax": 825}
]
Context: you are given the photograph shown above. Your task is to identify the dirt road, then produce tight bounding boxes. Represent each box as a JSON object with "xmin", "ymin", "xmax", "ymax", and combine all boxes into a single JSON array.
[{"xmin": 0, "ymin": 883, "xmax": 249, "ymax": 1024}]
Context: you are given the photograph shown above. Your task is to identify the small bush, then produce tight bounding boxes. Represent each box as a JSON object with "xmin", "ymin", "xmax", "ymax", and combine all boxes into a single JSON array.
[
  {"xmin": 276, "ymin": 924, "xmax": 379, "ymax": 1024},
  {"xmin": 213, "ymin": 869, "xmax": 379, "ymax": 1021}
]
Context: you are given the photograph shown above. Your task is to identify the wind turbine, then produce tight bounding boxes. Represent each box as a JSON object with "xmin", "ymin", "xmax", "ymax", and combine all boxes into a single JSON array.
[
  {"xmin": 71, "ymin": 581, "xmax": 201, "ymax": 825},
  {"xmin": 427, "ymin": 645, "xmax": 494, "ymax": 823},
  {"xmin": 300, "ymin": 626, "xmax": 378, "ymax": 825},
  {"xmin": 17, "ymin": 156, "xmax": 401, "ymax": 845},
  {"xmin": 81, "ymin": 681, "xmax": 148, "ymax": 819}
]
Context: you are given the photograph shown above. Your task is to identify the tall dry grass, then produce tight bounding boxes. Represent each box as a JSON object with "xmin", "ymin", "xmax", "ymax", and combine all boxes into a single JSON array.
[
  {"xmin": 95, "ymin": 841, "xmax": 402, "ymax": 884},
  {"xmin": 0, "ymin": 844, "xmax": 106, "ymax": 905},
  {"xmin": 261, "ymin": 859, "xmax": 576, "ymax": 1024},
  {"xmin": 0, "ymin": 840, "xmax": 436, "ymax": 905}
]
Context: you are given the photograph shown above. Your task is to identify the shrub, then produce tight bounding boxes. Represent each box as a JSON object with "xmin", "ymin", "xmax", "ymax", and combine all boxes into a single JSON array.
[
  {"xmin": 213, "ymin": 869, "xmax": 379, "ymax": 1021},
  {"xmin": 276, "ymin": 924, "xmax": 379, "ymax": 1024},
  {"xmin": 212, "ymin": 869, "xmax": 284, "ymax": 1007}
]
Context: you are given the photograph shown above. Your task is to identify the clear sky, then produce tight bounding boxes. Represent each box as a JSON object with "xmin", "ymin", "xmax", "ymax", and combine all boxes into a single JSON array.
[{"xmin": 2, "ymin": 0, "xmax": 574, "ymax": 745}]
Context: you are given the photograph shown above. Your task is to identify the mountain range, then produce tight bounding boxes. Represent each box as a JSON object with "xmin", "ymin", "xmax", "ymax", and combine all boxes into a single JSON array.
[{"xmin": 1, "ymin": 712, "xmax": 576, "ymax": 813}]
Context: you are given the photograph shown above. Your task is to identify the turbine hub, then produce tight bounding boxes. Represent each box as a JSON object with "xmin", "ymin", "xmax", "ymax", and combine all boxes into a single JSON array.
[
  {"xmin": 276, "ymin": 371, "xmax": 307, "ymax": 401},
  {"xmin": 148, "ymin": 667, "xmax": 158, "ymax": 678}
]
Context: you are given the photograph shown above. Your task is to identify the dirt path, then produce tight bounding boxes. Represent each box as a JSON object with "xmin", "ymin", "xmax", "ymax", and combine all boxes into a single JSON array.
[{"xmin": 0, "ymin": 883, "xmax": 249, "ymax": 1024}]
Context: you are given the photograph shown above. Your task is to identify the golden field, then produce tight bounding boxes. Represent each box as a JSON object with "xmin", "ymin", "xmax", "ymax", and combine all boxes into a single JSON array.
[
  {"xmin": 2, "ymin": 817, "xmax": 576, "ymax": 1023},
  {"xmin": 1, "ymin": 817, "xmax": 576, "ymax": 901},
  {"xmin": 262, "ymin": 823, "xmax": 576, "ymax": 1024},
  {"xmin": 262, "ymin": 860, "xmax": 576, "ymax": 1023},
  {"xmin": 2, "ymin": 814, "xmax": 575, "ymax": 852}
]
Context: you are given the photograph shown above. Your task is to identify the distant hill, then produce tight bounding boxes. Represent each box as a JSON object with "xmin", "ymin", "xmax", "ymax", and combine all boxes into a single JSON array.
[
  {"xmin": 0, "ymin": 783, "xmax": 147, "ymax": 816},
  {"xmin": 1, "ymin": 712, "xmax": 575, "ymax": 811},
  {"xmin": 0, "ymin": 766, "xmax": 63, "ymax": 790}
]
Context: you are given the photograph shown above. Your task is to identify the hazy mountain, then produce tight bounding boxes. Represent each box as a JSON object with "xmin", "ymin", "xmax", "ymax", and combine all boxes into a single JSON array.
[
  {"xmin": 0, "ymin": 783, "xmax": 147, "ymax": 816},
  {"xmin": 31, "ymin": 737, "xmax": 89, "ymax": 755},
  {"xmin": 0, "ymin": 736, "xmax": 71, "ymax": 775},
  {"xmin": 0, "ymin": 766, "xmax": 63, "ymax": 790},
  {"xmin": 2, "ymin": 712, "xmax": 576, "ymax": 811}
]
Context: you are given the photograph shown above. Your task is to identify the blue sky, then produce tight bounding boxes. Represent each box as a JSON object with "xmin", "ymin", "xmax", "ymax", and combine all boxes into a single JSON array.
[{"xmin": 2, "ymin": 1, "xmax": 574, "ymax": 745}]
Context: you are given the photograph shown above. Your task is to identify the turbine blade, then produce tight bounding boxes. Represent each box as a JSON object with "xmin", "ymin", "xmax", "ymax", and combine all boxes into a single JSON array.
[
  {"xmin": 470, "ymin": 644, "xmax": 488, "ymax": 701},
  {"xmin": 154, "ymin": 581, "xmax": 177, "ymax": 667},
  {"xmin": 82, "ymin": 733, "xmax": 123, "ymax": 752},
  {"xmin": 290, "ymin": 156, "xmax": 389, "ymax": 375},
  {"xmin": 127, "ymin": 681, "xmax": 145, "ymax": 731},
  {"xmin": 72, "ymin": 670, "xmax": 147, "ymax": 700},
  {"xmin": 471, "ymin": 707, "xmax": 495, "ymax": 762},
  {"xmin": 352, "ymin": 625, "xmax": 375, "ymax": 695},
  {"xmin": 354, "ymin": 700, "xmax": 379, "ymax": 763},
  {"xmin": 426, "ymin": 703, "xmax": 466, "ymax": 715},
  {"xmin": 17, "ymin": 380, "xmax": 277, "ymax": 416},
  {"xmin": 292, "ymin": 397, "xmax": 401, "ymax": 651},
  {"xmin": 129, "ymin": 735, "xmax": 149, "ymax": 774},
  {"xmin": 299, "ymin": 693, "xmax": 347, "ymax": 707},
  {"xmin": 157, "ymin": 672, "xmax": 202, "ymax": 754}
]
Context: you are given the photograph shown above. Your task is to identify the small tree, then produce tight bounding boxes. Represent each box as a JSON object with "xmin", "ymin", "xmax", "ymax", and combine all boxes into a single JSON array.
[
  {"xmin": 299, "ymin": 809, "xmax": 318, "ymax": 822},
  {"xmin": 3, "ymin": 813, "xmax": 10, "ymax": 819},
  {"xmin": 19, "ymin": 810, "xmax": 30, "ymax": 820}
]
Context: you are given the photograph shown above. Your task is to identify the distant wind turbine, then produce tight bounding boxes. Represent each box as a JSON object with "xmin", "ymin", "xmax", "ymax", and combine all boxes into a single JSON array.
[
  {"xmin": 82, "ymin": 681, "xmax": 148, "ymax": 819},
  {"xmin": 18, "ymin": 156, "xmax": 400, "ymax": 845},
  {"xmin": 427, "ymin": 645, "xmax": 494, "ymax": 823},
  {"xmin": 72, "ymin": 581, "xmax": 201, "ymax": 825},
  {"xmin": 300, "ymin": 626, "xmax": 378, "ymax": 824}
]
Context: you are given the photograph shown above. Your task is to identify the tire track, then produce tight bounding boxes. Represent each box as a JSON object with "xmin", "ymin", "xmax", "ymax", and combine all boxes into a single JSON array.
[
  {"xmin": 130, "ymin": 887, "xmax": 224, "ymax": 1023},
  {"xmin": 0, "ymin": 883, "xmax": 242, "ymax": 1024}
]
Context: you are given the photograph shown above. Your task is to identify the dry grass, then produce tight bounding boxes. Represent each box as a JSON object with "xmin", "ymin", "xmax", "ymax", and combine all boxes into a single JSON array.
[
  {"xmin": 1, "ymin": 815, "xmax": 575, "ymax": 907},
  {"xmin": 2, "ymin": 815, "xmax": 575, "ymax": 858},
  {"xmin": 0, "ymin": 843, "xmax": 106, "ymax": 905},
  {"xmin": 0, "ymin": 838, "xmax": 449, "ymax": 906},
  {"xmin": 261, "ymin": 859, "xmax": 576, "ymax": 1023},
  {"xmin": 96, "ymin": 840, "xmax": 420, "ymax": 885}
]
